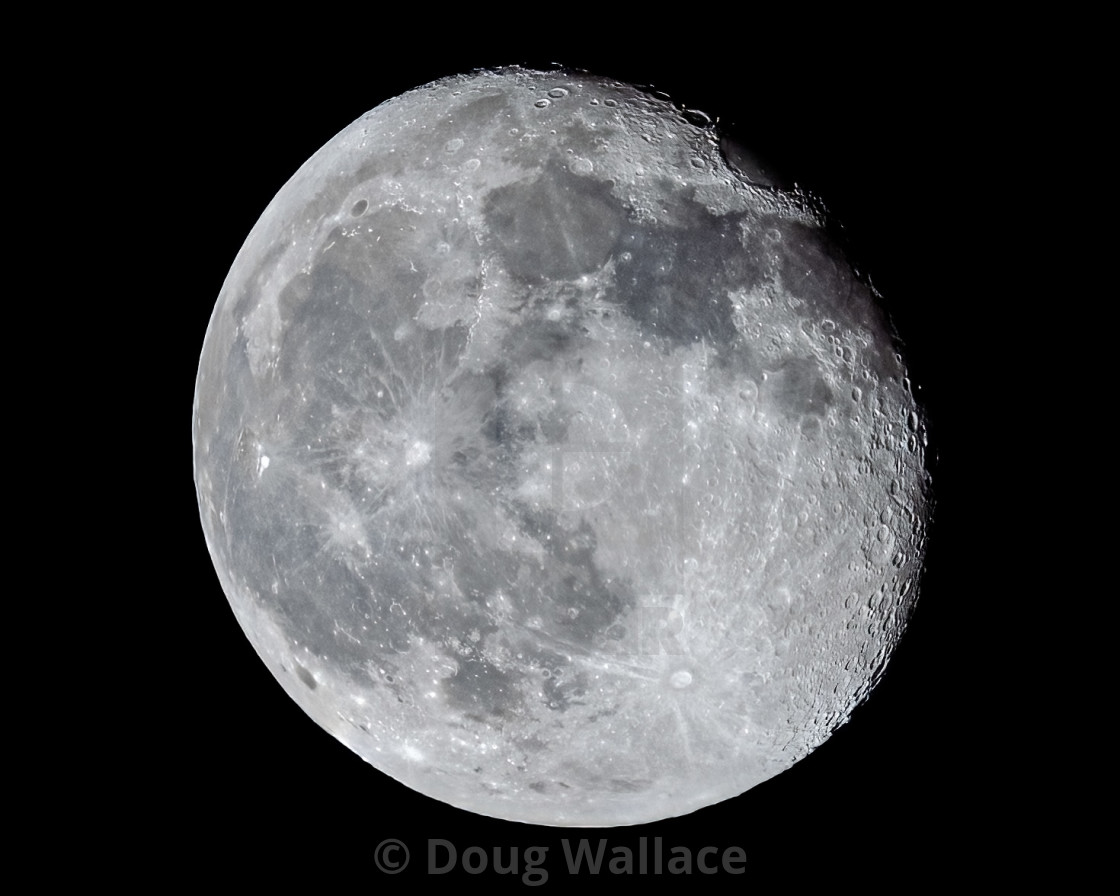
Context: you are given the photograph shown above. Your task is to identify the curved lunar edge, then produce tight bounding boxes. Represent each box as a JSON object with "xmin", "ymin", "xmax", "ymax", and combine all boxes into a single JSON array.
[{"xmin": 194, "ymin": 68, "xmax": 931, "ymax": 827}]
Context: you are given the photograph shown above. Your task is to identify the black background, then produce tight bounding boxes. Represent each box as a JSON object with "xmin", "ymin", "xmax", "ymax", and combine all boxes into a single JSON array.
[{"xmin": 144, "ymin": 36, "xmax": 1008, "ymax": 886}]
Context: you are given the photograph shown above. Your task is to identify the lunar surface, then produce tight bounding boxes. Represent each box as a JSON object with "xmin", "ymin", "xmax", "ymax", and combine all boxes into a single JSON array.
[{"xmin": 193, "ymin": 67, "xmax": 931, "ymax": 826}]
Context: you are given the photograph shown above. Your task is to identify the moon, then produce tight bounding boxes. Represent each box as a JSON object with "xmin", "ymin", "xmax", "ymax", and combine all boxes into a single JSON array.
[{"xmin": 193, "ymin": 66, "xmax": 931, "ymax": 827}]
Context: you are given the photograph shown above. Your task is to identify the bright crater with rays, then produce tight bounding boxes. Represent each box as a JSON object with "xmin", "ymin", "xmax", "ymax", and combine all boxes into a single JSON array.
[{"xmin": 194, "ymin": 67, "xmax": 931, "ymax": 826}]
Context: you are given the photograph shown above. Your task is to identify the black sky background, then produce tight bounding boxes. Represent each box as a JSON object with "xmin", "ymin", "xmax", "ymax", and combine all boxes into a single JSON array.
[{"xmin": 141, "ymin": 36, "xmax": 1015, "ymax": 885}]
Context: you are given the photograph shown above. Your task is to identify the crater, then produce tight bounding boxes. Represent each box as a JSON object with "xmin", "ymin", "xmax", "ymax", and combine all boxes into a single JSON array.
[
  {"xmin": 296, "ymin": 664, "xmax": 317, "ymax": 690},
  {"xmin": 668, "ymin": 669, "xmax": 693, "ymax": 689},
  {"xmin": 405, "ymin": 440, "xmax": 432, "ymax": 468}
]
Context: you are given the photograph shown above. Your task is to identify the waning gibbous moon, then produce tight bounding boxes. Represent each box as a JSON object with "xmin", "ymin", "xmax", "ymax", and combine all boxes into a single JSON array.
[{"xmin": 193, "ymin": 67, "xmax": 932, "ymax": 827}]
